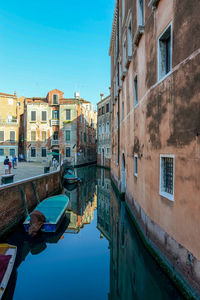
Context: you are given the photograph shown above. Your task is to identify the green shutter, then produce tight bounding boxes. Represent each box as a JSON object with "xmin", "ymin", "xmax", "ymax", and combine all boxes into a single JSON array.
[{"xmin": 66, "ymin": 130, "xmax": 70, "ymax": 141}]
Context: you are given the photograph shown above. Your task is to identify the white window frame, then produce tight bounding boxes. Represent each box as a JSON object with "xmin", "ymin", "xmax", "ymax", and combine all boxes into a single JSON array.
[
  {"xmin": 134, "ymin": 154, "xmax": 138, "ymax": 177},
  {"xmin": 159, "ymin": 154, "xmax": 175, "ymax": 201},
  {"xmin": 158, "ymin": 22, "xmax": 172, "ymax": 82}
]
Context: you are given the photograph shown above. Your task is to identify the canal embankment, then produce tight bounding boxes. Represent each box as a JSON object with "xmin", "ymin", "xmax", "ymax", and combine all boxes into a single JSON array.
[{"xmin": 0, "ymin": 170, "xmax": 62, "ymax": 238}]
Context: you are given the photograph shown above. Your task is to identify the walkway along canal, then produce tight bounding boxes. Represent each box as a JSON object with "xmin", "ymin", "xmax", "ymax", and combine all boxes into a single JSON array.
[{"xmin": 1, "ymin": 166, "xmax": 189, "ymax": 299}]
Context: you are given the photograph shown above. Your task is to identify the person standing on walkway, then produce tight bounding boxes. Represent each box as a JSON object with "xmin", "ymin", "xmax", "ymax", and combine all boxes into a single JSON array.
[
  {"xmin": 52, "ymin": 158, "xmax": 57, "ymax": 170},
  {"xmin": 14, "ymin": 155, "xmax": 17, "ymax": 168},
  {"xmin": 8, "ymin": 160, "xmax": 12, "ymax": 174},
  {"xmin": 12, "ymin": 156, "xmax": 15, "ymax": 169},
  {"xmin": 4, "ymin": 156, "xmax": 9, "ymax": 174}
]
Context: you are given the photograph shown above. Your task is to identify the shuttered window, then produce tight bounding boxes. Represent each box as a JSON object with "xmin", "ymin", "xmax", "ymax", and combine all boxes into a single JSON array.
[
  {"xmin": 66, "ymin": 109, "xmax": 71, "ymax": 121},
  {"xmin": 31, "ymin": 111, "xmax": 36, "ymax": 121},
  {"xmin": 41, "ymin": 111, "xmax": 47, "ymax": 122},
  {"xmin": 0, "ymin": 131, "xmax": 4, "ymax": 142},
  {"xmin": 10, "ymin": 131, "xmax": 15, "ymax": 141},
  {"xmin": 66, "ymin": 130, "xmax": 70, "ymax": 141}
]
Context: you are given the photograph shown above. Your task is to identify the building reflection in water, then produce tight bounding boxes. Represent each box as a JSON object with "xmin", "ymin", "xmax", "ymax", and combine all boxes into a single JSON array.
[{"xmin": 96, "ymin": 168, "xmax": 183, "ymax": 300}]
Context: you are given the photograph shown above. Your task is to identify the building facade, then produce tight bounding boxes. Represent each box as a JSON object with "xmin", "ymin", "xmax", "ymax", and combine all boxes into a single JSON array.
[
  {"xmin": 110, "ymin": 0, "xmax": 200, "ymax": 292},
  {"xmin": 0, "ymin": 92, "xmax": 19, "ymax": 162},
  {"xmin": 97, "ymin": 94, "xmax": 111, "ymax": 168},
  {"xmin": 23, "ymin": 89, "xmax": 97, "ymax": 165}
]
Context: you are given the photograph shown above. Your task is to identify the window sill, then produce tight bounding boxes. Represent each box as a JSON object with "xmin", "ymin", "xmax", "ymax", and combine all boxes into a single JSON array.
[
  {"xmin": 41, "ymin": 121, "xmax": 47, "ymax": 123},
  {"xmin": 159, "ymin": 191, "xmax": 174, "ymax": 202},
  {"xmin": 121, "ymin": 71, "xmax": 127, "ymax": 81},
  {"xmin": 133, "ymin": 26, "xmax": 145, "ymax": 46},
  {"xmin": 149, "ymin": 0, "xmax": 160, "ymax": 10},
  {"xmin": 30, "ymin": 121, "xmax": 36, "ymax": 123},
  {"xmin": 125, "ymin": 56, "xmax": 132, "ymax": 68}
]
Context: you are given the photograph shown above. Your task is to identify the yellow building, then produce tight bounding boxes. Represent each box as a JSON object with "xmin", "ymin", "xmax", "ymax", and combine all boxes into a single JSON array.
[{"xmin": 0, "ymin": 92, "xmax": 19, "ymax": 161}]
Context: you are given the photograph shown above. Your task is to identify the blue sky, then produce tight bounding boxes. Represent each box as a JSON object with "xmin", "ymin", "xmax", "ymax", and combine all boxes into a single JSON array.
[{"xmin": 0, "ymin": 0, "xmax": 115, "ymax": 105}]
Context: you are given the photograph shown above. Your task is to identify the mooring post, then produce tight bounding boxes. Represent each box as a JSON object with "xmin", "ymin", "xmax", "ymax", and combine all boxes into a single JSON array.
[
  {"xmin": 32, "ymin": 181, "xmax": 40, "ymax": 204},
  {"xmin": 19, "ymin": 185, "xmax": 29, "ymax": 217}
]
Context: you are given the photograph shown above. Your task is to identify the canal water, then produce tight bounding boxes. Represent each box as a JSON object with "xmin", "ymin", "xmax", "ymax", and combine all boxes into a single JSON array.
[{"xmin": 2, "ymin": 166, "xmax": 184, "ymax": 300}]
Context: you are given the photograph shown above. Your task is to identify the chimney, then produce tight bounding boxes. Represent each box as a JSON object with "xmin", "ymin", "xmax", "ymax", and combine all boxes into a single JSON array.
[
  {"xmin": 14, "ymin": 91, "xmax": 17, "ymax": 97},
  {"xmin": 74, "ymin": 92, "xmax": 80, "ymax": 99},
  {"xmin": 100, "ymin": 93, "xmax": 104, "ymax": 101}
]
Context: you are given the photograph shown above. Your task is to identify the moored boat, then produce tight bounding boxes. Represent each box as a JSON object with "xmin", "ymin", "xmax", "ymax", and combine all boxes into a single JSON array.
[
  {"xmin": 63, "ymin": 173, "xmax": 79, "ymax": 184},
  {"xmin": 23, "ymin": 195, "xmax": 69, "ymax": 233},
  {"xmin": 0, "ymin": 244, "xmax": 17, "ymax": 299}
]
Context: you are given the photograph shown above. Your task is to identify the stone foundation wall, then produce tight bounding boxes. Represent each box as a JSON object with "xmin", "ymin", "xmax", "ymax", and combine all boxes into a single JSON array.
[
  {"xmin": 125, "ymin": 189, "xmax": 200, "ymax": 295},
  {"xmin": 0, "ymin": 171, "xmax": 62, "ymax": 237}
]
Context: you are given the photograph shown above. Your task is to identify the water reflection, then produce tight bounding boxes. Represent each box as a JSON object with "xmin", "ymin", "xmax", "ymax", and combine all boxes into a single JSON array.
[{"xmin": 1, "ymin": 166, "xmax": 184, "ymax": 300}]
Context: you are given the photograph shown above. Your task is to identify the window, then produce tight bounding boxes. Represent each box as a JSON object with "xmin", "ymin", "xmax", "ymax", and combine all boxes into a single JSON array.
[
  {"xmin": 41, "ymin": 147, "xmax": 47, "ymax": 157},
  {"xmin": 84, "ymin": 132, "xmax": 86, "ymax": 142},
  {"xmin": 106, "ymin": 103, "xmax": 109, "ymax": 113},
  {"xmin": 158, "ymin": 24, "xmax": 172, "ymax": 80},
  {"xmin": 98, "ymin": 108, "xmax": 101, "ymax": 116},
  {"xmin": 106, "ymin": 122, "xmax": 110, "ymax": 133},
  {"xmin": 0, "ymin": 131, "xmax": 4, "ymax": 142},
  {"xmin": 107, "ymin": 148, "xmax": 110, "ymax": 155},
  {"xmin": 128, "ymin": 20, "xmax": 132, "ymax": 57},
  {"xmin": 52, "ymin": 110, "xmax": 59, "ymax": 119},
  {"xmin": 117, "ymin": 112, "xmax": 119, "ymax": 129},
  {"xmin": 42, "ymin": 131, "xmax": 46, "ymax": 142},
  {"xmin": 102, "ymin": 106, "xmax": 105, "ymax": 115},
  {"xmin": 66, "ymin": 109, "xmax": 71, "ymax": 121},
  {"xmin": 160, "ymin": 155, "xmax": 174, "ymax": 201},
  {"xmin": 41, "ymin": 111, "xmax": 47, "ymax": 122},
  {"xmin": 137, "ymin": 0, "xmax": 144, "ymax": 26},
  {"xmin": 122, "ymin": 0, "xmax": 125, "ymax": 22},
  {"xmin": 31, "ymin": 147, "xmax": 36, "ymax": 157},
  {"xmin": 10, "ymin": 131, "xmax": 15, "ymax": 142},
  {"xmin": 123, "ymin": 38, "xmax": 126, "ymax": 71},
  {"xmin": 9, "ymin": 149, "xmax": 15, "ymax": 156},
  {"xmin": 31, "ymin": 111, "xmax": 36, "ymax": 122},
  {"xmin": 66, "ymin": 130, "xmax": 70, "ymax": 141},
  {"xmin": 0, "ymin": 149, "xmax": 4, "ymax": 156},
  {"xmin": 102, "ymin": 124, "xmax": 104, "ymax": 134},
  {"xmin": 8, "ymin": 98, "xmax": 13, "ymax": 105},
  {"xmin": 99, "ymin": 125, "xmax": 101, "ymax": 135},
  {"xmin": 122, "ymin": 102, "xmax": 124, "ymax": 120},
  {"xmin": 31, "ymin": 131, "xmax": 36, "ymax": 141},
  {"xmin": 53, "ymin": 94, "xmax": 59, "ymax": 104},
  {"xmin": 66, "ymin": 147, "xmax": 71, "ymax": 157},
  {"xmin": 134, "ymin": 155, "xmax": 138, "ymax": 176},
  {"xmin": 134, "ymin": 75, "xmax": 138, "ymax": 106},
  {"xmin": 53, "ymin": 131, "xmax": 58, "ymax": 140}
]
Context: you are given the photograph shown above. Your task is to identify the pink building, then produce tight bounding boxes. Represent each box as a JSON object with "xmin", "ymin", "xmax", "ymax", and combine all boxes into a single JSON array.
[{"xmin": 109, "ymin": 0, "xmax": 200, "ymax": 293}]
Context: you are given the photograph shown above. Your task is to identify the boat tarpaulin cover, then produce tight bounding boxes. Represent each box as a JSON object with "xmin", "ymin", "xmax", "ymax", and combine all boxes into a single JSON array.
[
  {"xmin": 0, "ymin": 254, "xmax": 11, "ymax": 282},
  {"xmin": 28, "ymin": 210, "xmax": 46, "ymax": 237}
]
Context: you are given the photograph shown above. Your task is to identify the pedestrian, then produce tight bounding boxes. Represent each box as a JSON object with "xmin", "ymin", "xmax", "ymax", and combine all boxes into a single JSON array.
[
  {"xmin": 14, "ymin": 155, "xmax": 17, "ymax": 168},
  {"xmin": 52, "ymin": 158, "xmax": 57, "ymax": 170},
  {"xmin": 4, "ymin": 156, "xmax": 9, "ymax": 174},
  {"xmin": 8, "ymin": 160, "xmax": 12, "ymax": 174},
  {"xmin": 12, "ymin": 156, "xmax": 15, "ymax": 169}
]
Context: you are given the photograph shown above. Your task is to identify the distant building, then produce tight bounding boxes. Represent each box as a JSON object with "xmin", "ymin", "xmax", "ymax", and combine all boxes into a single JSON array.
[
  {"xmin": 0, "ymin": 92, "xmax": 19, "ymax": 161},
  {"xmin": 97, "ymin": 94, "xmax": 111, "ymax": 168},
  {"xmin": 22, "ymin": 89, "xmax": 97, "ymax": 165}
]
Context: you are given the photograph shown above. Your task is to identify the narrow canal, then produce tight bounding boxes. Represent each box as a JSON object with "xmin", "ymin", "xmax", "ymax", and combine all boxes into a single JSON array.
[{"xmin": 2, "ymin": 166, "xmax": 184, "ymax": 300}]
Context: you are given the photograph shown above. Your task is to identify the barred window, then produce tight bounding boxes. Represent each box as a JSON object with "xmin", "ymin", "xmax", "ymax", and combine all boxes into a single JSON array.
[
  {"xmin": 41, "ymin": 147, "xmax": 46, "ymax": 157},
  {"xmin": 160, "ymin": 155, "xmax": 174, "ymax": 200},
  {"xmin": 10, "ymin": 148, "xmax": 15, "ymax": 156},
  {"xmin": 66, "ymin": 147, "xmax": 71, "ymax": 157},
  {"xmin": 31, "ymin": 147, "xmax": 36, "ymax": 157}
]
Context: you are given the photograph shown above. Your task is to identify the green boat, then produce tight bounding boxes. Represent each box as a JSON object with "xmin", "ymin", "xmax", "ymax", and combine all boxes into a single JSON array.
[
  {"xmin": 64, "ymin": 173, "xmax": 79, "ymax": 184},
  {"xmin": 23, "ymin": 195, "xmax": 69, "ymax": 233}
]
